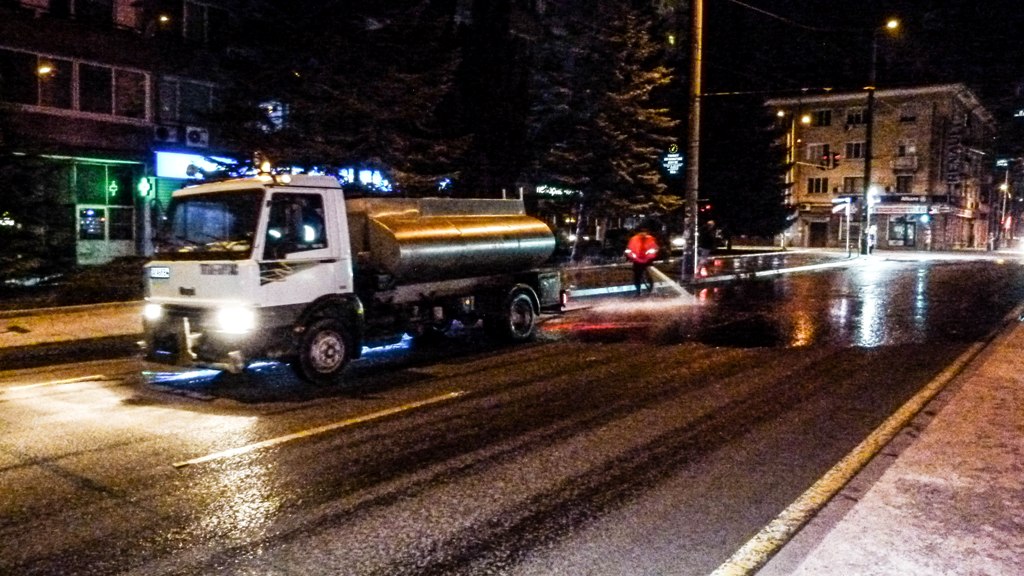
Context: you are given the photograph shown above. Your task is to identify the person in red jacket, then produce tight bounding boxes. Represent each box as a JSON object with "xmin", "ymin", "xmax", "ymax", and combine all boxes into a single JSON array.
[{"xmin": 624, "ymin": 227, "xmax": 660, "ymax": 295}]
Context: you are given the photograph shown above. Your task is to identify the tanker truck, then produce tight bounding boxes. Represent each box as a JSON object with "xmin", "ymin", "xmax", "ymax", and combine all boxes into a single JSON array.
[{"xmin": 141, "ymin": 173, "xmax": 562, "ymax": 384}]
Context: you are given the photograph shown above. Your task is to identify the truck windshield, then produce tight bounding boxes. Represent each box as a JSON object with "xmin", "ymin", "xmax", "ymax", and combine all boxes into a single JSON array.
[{"xmin": 155, "ymin": 189, "xmax": 263, "ymax": 260}]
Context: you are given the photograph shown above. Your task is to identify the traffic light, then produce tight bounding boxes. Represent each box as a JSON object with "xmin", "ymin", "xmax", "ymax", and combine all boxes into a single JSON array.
[
  {"xmin": 819, "ymin": 153, "xmax": 830, "ymax": 169},
  {"xmin": 831, "ymin": 152, "xmax": 841, "ymax": 169}
]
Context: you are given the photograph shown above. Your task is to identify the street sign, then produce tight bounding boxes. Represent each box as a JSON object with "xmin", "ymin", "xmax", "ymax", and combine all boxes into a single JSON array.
[{"xmin": 663, "ymin": 143, "xmax": 684, "ymax": 175}]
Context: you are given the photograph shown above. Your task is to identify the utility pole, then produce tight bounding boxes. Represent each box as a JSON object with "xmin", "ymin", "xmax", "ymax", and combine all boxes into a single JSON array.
[
  {"xmin": 685, "ymin": 0, "xmax": 703, "ymax": 278},
  {"xmin": 861, "ymin": 20, "xmax": 898, "ymax": 255}
]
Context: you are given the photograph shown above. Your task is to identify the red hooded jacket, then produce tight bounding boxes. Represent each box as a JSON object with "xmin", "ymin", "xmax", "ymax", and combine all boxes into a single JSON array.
[{"xmin": 624, "ymin": 232, "xmax": 659, "ymax": 264}]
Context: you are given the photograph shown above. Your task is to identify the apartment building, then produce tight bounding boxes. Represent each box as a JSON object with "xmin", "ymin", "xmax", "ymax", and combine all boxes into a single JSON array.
[
  {"xmin": 766, "ymin": 84, "xmax": 996, "ymax": 251},
  {"xmin": 0, "ymin": 0, "xmax": 234, "ymax": 266}
]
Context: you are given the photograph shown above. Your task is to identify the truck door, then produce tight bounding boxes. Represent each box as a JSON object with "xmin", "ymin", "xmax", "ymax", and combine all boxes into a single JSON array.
[{"xmin": 259, "ymin": 192, "xmax": 346, "ymax": 306}]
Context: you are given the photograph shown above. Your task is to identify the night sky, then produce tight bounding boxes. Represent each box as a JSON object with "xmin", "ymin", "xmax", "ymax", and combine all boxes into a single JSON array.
[{"xmin": 702, "ymin": 0, "xmax": 1024, "ymax": 114}]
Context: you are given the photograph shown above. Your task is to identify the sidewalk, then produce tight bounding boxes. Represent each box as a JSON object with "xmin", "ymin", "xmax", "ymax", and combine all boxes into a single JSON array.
[
  {"xmin": 0, "ymin": 301, "xmax": 142, "ymax": 369},
  {"xmin": 1, "ymin": 251, "xmax": 1022, "ymax": 576},
  {"xmin": 756, "ymin": 311, "xmax": 1024, "ymax": 575}
]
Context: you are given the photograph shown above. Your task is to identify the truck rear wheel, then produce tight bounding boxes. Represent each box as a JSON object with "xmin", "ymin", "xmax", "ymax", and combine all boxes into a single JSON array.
[
  {"xmin": 486, "ymin": 290, "xmax": 537, "ymax": 342},
  {"xmin": 295, "ymin": 318, "xmax": 353, "ymax": 385}
]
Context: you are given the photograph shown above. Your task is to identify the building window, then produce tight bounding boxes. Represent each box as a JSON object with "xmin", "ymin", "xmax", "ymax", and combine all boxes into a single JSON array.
[
  {"xmin": 807, "ymin": 143, "xmax": 830, "ymax": 164},
  {"xmin": 896, "ymin": 175, "xmax": 914, "ymax": 194},
  {"xmin": 158, "ymin": 77, "xmax": 216, "ymax": 124},
  {"xmin": 843, "ymin": 176, "xmax": 865, "ymax": 194},
  {"xmin": 38, "ymin": 57, "xmax": 73, "ymax": 109},
  {"xmin": 899, "ymin": 104, "xmax": 918, "ymax": 122},
  {"xmin": 846, "ymin": 108, "xmax": 865, "ymax": 125},
  {"xmin": 845, "ymin": 141, "xmax": 866, "ymax": 160},
  {"xmin": 807, "ymin": 177, "xmax": 829, "ymax": 194},
  {"xmin": 0, "ymin": 48, "xmax": 149, "ymax": 120},
  {"xmin": 184, "ymin": 1, "xmax": 230, "ymax": 46},
  {"xmin": 79, "ymin": 63, "xmax": 113, "ymax": 114},
  {"xmin": 76, "ymin": 0, "xmax": 114, "ymax": 25},
  {"xmin": 22, "ymin": 0, "xmax": 139, "ymax": 27},
  {"xmin": 896, "ymin": 140, "xmax": 916, "ymax": 156},
  {"xmin": 812, "ymin": 109, "xmax": 832, "ymax": 127},
  {"xmin": 0, "ymin": 48, "xmax": 37, "ymax": 105}
]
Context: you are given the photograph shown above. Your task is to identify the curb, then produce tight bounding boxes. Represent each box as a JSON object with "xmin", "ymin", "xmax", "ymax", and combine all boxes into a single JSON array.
[
  {"xmin": 0, "ymin": 334, "xmax": 142, "ymax": 371},
  {"xmin": 0, "ymin": 300, "xmax": 143, "ymax": 320}
]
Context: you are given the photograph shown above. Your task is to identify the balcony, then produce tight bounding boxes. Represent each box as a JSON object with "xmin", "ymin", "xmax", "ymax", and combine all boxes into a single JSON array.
[{"xmin": 890, "ymin": 155, "xmax": 919, "ymax": 172}]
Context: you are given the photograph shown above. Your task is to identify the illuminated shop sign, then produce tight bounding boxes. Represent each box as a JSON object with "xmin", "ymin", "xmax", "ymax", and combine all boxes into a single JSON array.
[
  {"xmin": 536, "ymin": 185, "xmax": 580, "ymax": 197},
  {"xmin": 155, "ymin": 151, "xmax": 236, "ymax": 180}
]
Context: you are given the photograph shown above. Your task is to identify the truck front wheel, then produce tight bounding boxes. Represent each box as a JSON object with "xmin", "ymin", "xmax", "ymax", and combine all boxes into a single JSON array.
[
  {"xmin": 295, "ymin": 318, "xmax": 353, "ymax": 385},
  {"xmin": 486, "ymin": 290, "xmax": 538, "ymax": 342}
]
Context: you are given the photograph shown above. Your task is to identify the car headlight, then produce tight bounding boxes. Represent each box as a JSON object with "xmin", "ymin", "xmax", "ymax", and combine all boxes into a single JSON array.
[
  {"xmin": 143, "ymin": 303, "xmax": 164, "ymax": 321},
  {"xmin": 214, "ymin": 305, "xmax": 257, "ymax": 334}
]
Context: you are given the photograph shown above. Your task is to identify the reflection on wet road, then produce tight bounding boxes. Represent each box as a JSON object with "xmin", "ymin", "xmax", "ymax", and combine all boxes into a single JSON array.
[{"xmin": 553, "ymin": 258, "xmax": 1024, "ymax": 349}]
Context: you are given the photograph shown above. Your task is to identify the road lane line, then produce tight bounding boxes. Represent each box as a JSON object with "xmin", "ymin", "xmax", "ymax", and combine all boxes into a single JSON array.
[
  {"xmin": 711, "ymin": 337, "xmax": 991, "ymax": 576},
  {"xmin": 172, "ymin": 390, "xmax": 466, "ymax": 469}
]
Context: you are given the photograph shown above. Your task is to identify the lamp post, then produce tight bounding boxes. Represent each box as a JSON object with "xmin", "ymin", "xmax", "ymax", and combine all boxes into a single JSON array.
[{"xmin": 860, "ymin": 18, "xmax": 899, "ymax": 255}]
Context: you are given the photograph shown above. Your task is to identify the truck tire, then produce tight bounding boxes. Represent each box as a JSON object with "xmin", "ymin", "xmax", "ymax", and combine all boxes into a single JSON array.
[
  {"xmin": 295, "ymin": 318, "xmax": 353, "ymax": 385},
  {"xmin": 486, "ymin": 290, "xmax": 537, "ymax": 342}
]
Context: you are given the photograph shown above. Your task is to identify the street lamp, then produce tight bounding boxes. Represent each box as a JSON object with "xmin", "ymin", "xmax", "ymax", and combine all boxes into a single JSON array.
[{"xmin": 860, "ymin": 18, "xmax": 899, "ymax": 255}]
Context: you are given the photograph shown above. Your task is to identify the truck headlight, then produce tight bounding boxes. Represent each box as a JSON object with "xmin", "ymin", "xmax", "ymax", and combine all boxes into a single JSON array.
[
  {"xmin": 143, "ymin": 303, "xmax": 164, "ymax": 321},
  {"xmin": 214, "ymin": 305, "xmax": 257, "ymax": 334}
]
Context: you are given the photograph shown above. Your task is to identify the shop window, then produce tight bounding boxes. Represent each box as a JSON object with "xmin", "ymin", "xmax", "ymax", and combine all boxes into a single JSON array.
[
  {"xmin": 76, "ymin": 164, "xmax": 108, "ymax": 204},
  {"xmin": 74, "ymin": 163, "xmax": 135, "ymax": 205},
  {"xmin": 108, "ymin": 206, "xmax": 134, "ymax": 240},
  {"xmin": 79, "ymin": 207, "xmax": 106, "ymax": 240},
  {"xmin": 888, "ymin": 217, "xmax": 916, "ymax": 247}
]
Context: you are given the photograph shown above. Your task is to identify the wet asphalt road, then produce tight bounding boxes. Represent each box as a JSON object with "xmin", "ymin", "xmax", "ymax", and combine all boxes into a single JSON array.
[{"xmin": 2, "ymin": 257, "xmax": 1023, "ymax": 575}]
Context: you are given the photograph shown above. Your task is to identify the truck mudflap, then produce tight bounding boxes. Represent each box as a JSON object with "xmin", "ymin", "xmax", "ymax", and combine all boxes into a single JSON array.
[{"xmin": 534, "ymin": 270, "xmax": 563, "ymax": 312}]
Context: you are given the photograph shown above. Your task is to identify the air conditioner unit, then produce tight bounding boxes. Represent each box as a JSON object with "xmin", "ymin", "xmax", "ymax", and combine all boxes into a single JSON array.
[
  {"xmin": 153, "ymin": 124, "xmax": 180, "ymax": 144},
  {"xmin": 185, "ymin": 126, "xmax": 209, "ymax": 148}
]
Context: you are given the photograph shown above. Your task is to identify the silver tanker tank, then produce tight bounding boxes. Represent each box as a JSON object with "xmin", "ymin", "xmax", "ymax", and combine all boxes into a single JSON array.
[{"xmin": 346, "ymin": 197, "xmax": 555, "ymax": 283}]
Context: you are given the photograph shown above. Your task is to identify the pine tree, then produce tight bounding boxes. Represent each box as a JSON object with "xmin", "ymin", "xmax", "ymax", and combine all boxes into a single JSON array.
[
  {"xmin": 215, "ymin": 0, "xmax": 466, "ymax": 195},
  {"xmin": 524, "ymin": 1, "xmax": 681, "ymax": 259}
]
